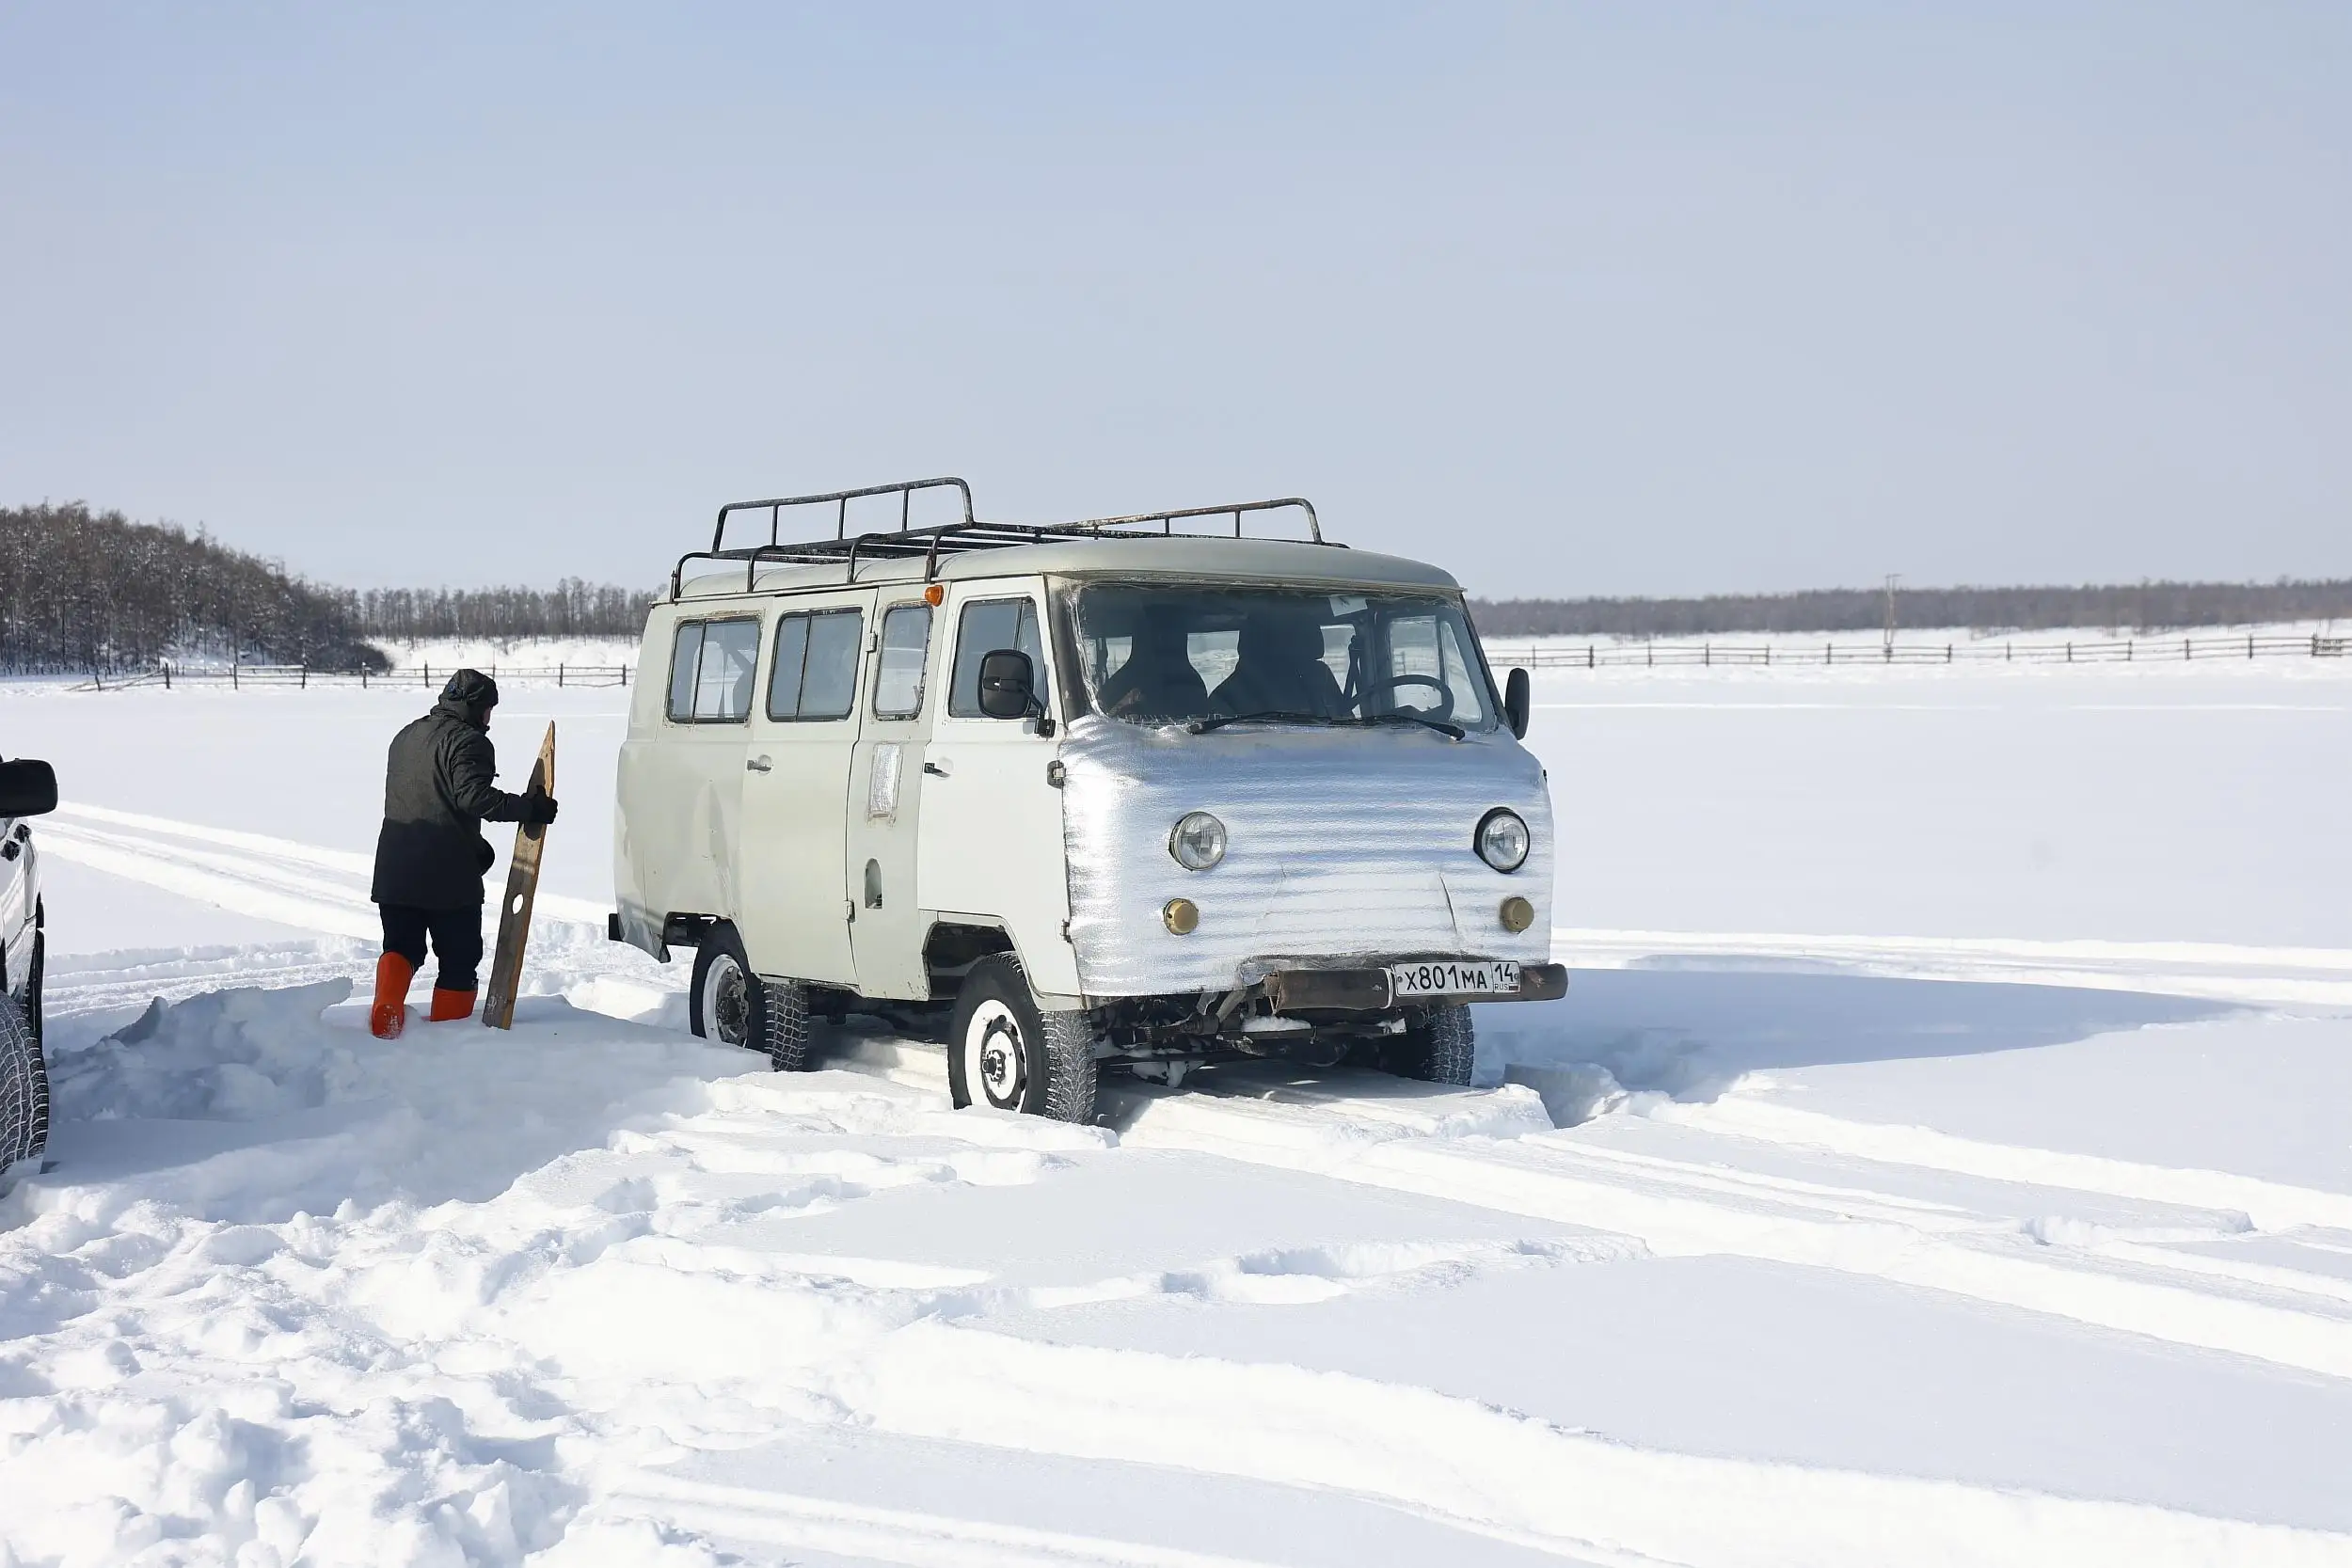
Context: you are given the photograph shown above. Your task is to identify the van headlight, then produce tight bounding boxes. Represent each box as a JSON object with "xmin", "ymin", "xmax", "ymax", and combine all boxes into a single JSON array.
[
  {"xmin": 1476, "ymin": 809, "xmax": 1530, "ymax": 872},
  {"xmin": 1169, "ymin": 812, "xmax": 1228, "ymax": 871}
]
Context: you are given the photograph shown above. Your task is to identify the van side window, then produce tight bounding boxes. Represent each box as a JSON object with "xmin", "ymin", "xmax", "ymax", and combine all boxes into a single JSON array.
[
  {"xmin": 948, "ymin": 598, "xmax": 1045, "ymax": 718},
  {"xmin": 666, "ymin": 617, "xmax": 761, "ymax": 723},
  {"xmin": 873, "ymin": 604, "xmax": 932, "ymax": 719},
  {"xmin": 768, "ymin": 608, "xmax": 863, "ymax": 721}
]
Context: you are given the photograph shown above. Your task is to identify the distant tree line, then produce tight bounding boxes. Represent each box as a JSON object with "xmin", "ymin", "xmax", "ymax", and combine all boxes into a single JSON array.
[
  {"xmin": 0, "ymin": 502, "xmax": 387, "ymax": 673},
  {"xmin": 1472, "ymin": 579, "xmax": 2352, "ymax": 639},
  {"xmin": 0, "ymin": 502, "xmax": 654, "ymax": 674},
  {"xmin": 349, "ymin": 581, "xmax": 653, "ymax": 641}
]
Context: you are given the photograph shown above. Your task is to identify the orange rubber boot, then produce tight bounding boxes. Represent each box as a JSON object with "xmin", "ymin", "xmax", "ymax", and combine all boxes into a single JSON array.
[
  {"xmin": 429, "ymin": 988, "xmax": 477, "ymax": 1022},
  {"xmin": 370, "ymin": 953, "xmax": 416, "ymax": 1039}
]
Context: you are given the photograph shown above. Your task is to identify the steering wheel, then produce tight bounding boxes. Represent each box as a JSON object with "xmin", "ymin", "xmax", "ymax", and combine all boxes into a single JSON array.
[{"xmin": 1362, "ymin": 672, "xmax": 1454, "ymax": 722}]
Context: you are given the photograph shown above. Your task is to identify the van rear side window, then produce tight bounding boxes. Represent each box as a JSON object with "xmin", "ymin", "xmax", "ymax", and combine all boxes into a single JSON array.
[
  {"xmin": 768, "ymin": 609, "xmax": 863, "ymax": 721},
  {"xmin": 666, "ymin": 618, "xmax": 762, "ymax": 723}
]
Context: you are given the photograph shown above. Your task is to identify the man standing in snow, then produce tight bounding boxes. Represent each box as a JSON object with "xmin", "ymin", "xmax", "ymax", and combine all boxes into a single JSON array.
[{"xmin": 369, "ymin": 669, "xmax": 558, "ymax": 1037}]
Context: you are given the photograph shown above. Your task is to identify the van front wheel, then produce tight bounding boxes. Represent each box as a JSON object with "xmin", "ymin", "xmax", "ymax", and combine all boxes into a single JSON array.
[{"xmin": 948, "ymin": 955, "xmax": 1098, "ymax": 1124}]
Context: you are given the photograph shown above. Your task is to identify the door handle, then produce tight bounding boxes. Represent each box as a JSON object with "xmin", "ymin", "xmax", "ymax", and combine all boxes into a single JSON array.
[
  {"xmin": 922, "ymin": 761, "xmax": 948, "ymax": 777},
  {"xmin": 746, "ymin": 755, "xmax": 772, "ymax": 774}
]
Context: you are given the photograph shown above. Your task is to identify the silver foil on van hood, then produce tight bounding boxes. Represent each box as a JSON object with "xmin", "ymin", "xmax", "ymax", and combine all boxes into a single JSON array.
[{"xmin": 1057, "ymin": 715, "xmax": 1555, "ymax": 998}]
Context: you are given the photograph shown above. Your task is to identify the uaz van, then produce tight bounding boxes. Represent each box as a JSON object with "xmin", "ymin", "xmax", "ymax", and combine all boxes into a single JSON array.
[{"xmin": 612, "ymin": 479, "xmax": 1563, "ymax": 1123}]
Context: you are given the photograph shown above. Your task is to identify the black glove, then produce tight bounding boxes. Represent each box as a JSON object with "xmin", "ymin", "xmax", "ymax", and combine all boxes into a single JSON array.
[{"xmin": 517, "ymin": 788, "xmax": 560, "ymax": 828}]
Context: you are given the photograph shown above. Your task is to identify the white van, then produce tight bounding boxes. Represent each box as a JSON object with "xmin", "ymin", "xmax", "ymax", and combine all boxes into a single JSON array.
[{"xmin": 612, "ymin": 479, "xmax": 1563, "ymax": 1123}]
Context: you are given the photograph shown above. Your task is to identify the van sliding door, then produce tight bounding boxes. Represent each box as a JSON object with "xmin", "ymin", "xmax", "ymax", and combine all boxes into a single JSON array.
[{"xmin": 735, "ymin": 593, "xmax": 869, "ymax": 988}]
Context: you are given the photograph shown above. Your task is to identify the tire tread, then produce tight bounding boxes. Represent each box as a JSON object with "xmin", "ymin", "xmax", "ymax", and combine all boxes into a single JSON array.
[
  {"xmin": 763, "ymin": 978, "xmax": 812, "ymax": 1071},
  {"xmin": 0, "ymin": 993, "xmax": 47, "ymax": 1173}
]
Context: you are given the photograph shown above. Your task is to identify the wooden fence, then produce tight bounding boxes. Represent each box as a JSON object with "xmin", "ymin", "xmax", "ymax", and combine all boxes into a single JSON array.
[
  {"xmin": 1502, "ymin": 631, "xmax": 2350, "ymax": 670},
  {"xmin": 82, "ymin": 661, "xmax": 632, "ymax": 691}
]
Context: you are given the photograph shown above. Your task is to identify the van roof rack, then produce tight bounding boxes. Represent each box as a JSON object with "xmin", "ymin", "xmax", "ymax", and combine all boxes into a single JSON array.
[{"xmin": 670, "ymin": 477, "xmax": 1332, "ymax": 598}]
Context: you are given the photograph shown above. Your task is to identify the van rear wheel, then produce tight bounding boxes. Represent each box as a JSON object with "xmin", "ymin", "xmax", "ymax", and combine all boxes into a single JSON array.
[
  {"xmin": 689, "ymin": 922, "xmax": 814, "ymax": 1072},
  {"xmin": 1379, "ymin": 1002, "xmax": 1476, "ymax": 1086},
  {"xmin": 689, "ymin": 924, "xmax": 760, "ymax": 1049},
  {"xmin": 948, "ymin": 955, "xmax": 1098, "ymax": 1124}
]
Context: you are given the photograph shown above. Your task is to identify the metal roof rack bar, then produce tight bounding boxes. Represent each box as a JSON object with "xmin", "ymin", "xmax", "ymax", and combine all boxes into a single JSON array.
[
  {"xmin": 712, "ymin": 476, "xmax": 975, "ymax": 553},
  {"xmin": 1051, "ymin": 497, "xmax": 1321, "ymax": 544},
  {"xmin": 670, "ymin": 482, "xmax": 1337, "ymax": 599}
]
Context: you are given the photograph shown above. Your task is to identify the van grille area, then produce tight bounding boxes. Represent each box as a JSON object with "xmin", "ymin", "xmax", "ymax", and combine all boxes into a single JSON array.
[{"xmin": 1058, "ymin": 717, "xmax": 1554, "ymax": 998}]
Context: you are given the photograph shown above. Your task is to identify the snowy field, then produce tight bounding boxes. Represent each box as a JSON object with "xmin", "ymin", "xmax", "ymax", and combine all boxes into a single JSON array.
[
  {"xmin": 360, "ymin": 638, "xmax": 641, "ymax": 675},
  {"xmin": 3, "ymin": 656, "xmax": 2351, "ymax": 1565}
]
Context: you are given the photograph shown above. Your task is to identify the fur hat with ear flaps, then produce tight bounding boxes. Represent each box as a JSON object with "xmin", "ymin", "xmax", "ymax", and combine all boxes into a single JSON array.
[{"xmin": 436, "ymin": 668, "xmax": 501, "ymax": 730}]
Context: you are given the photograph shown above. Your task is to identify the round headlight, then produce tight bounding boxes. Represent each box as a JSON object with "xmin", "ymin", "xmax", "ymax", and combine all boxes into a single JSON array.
[
  {"xmin": 1476, "ymin": 809, "xmax": 1530, "ymax": 873},
  {"xmin": 1169, "ymin": 812, "xmax": 1228, "ymax": 871}
]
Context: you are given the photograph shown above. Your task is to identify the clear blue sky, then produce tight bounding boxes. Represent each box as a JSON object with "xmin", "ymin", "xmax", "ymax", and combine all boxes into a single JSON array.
[{"xmin": 2, "ymin": 3, "xmax": 2344, "ymax": 597}]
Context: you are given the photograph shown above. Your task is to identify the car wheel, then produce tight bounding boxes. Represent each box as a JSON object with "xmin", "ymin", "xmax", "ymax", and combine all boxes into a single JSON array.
[
  {"xmin": 1381, "ymin": 1002, "xmax": 1476, "ymax": 1086},
  {"xmin": 762, "ymin": 974, "xmax": 812, "ymax": 1073},
  {"xmin": 947, "ymin": 953, "xmax": 1098, "ymax": 1123},
  {"xmin": 24, "ymin": 927, "xmax": 41, "ymax": 1053},
  {"xmin": 0, "ymin": 990, "xmax": 47, "ymax": 1173},
  {"xmin": 689, "ymin": 922, "xmax": 764, "ymax": 1050}
]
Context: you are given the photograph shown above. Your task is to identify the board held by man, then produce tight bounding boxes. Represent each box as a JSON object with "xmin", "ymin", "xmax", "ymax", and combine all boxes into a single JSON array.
[{"xmin": 483, "ymin": 722, "xmax": 555, "ymax": 1030}]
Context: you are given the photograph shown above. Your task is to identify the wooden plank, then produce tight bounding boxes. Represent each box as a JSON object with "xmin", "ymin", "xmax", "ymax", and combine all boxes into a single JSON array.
[{"xmin": 482, "ymin": 722, "xmax": 555, "ymax": 1031}]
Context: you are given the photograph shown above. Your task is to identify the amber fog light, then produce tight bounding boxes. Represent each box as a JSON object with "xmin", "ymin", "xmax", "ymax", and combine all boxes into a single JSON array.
[
  {"xmin": 1499, "ymin": 895, "xmax": 1535, "ymax": 933},
  {"xmin": 1162, "ymin": 897, "xmax": 1200, "ymax": 935}
]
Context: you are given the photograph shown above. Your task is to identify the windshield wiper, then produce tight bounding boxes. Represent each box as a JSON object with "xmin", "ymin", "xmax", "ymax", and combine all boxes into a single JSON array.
[
  {"xmin": 1186, "ymin": 709, "xmax": 1335, "ymax": 735},
  {"xmin": 1185, "ymin": 708, "xmax": 1463, "ymax": 739},
  {"xmin": 1350, "ymin": 710, "xmax": 1464, "ymax": 739}
]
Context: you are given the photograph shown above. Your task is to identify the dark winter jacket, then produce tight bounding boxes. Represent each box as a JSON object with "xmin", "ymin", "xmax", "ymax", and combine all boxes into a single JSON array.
[{"xmin": 370, "ymin": 671, "xmax": 529, "ymax": 909}]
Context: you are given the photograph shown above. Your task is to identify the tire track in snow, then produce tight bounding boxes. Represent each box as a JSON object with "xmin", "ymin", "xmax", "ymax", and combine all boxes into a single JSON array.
[
  {"xmin": 1648, "ymin": 1095, "xmax": 2352, "ymax": 1233},
  {"xmin": 39, "ymin": 803, "xmax": 612, "ymax": 932},
  {"xmin": 1109, "ymin": 1085, "xmax": 2352, "ymax": 1381},
  {"xmin": 825, "ymin": 1321, "xmax": 2352, "ymax": 1568},
  {"xmin": 599, "ymin": 1473, "xmax": 1317, "ymax": 1568},
  {"xmin": 1553, "ymin": 926, "xmax": 2352, "ymax": 1008}
]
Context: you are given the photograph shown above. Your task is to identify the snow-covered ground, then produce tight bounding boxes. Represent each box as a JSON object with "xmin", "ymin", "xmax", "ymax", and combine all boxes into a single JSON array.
[
  {"xmin": 3, "ymin": 657, "xmax": 2350, "ymax": 1565},
  {"xmin": 362, "ymin": 637, "xmax": 640, "ymax": 673}
]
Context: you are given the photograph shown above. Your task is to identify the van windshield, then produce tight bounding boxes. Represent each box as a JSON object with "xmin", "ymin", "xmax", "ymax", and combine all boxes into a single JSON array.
[{"xmin": 1070, "ymin": 584, "xmax": 1499, "ymax": 732}]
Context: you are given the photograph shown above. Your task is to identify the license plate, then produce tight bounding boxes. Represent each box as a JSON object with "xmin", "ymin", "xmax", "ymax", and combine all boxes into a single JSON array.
[{"xmin": 1389, "ymin": 960, "xmax": 1520, "ymax": 999}]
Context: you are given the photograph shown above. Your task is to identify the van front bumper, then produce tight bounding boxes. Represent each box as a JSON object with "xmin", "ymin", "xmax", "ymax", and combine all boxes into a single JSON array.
[{"xmin": 1262, "ymin": 962, "xmax": 1568, "ymax": 1014}]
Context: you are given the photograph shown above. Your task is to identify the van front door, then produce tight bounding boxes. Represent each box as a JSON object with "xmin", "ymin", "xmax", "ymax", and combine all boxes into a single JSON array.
[
  {"xmin": 735, "ymin": 593, "xmax": 867, "ymax": 987},
  {"xmin": 915, "ymin": 579, "xmax": 1080, "ymax": 999},
  {"xmin": 845, "ymin": 598, "xmax": 938, "ymax": 999}
]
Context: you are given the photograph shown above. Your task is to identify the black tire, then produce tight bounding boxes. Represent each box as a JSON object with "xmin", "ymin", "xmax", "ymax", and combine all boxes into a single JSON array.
[
  {"xmin": 24, "ymin": 927, "xmax": 41, "ymax": 1053},
  {"xmin": 763, "ymin": 975, "xmax": 812, "ymax": 1072},
  {"xmin": 1382, "ymin": 1002, "xmax": 1476, "ymax": 1086},
  {"xmin": 689, "ymin": 922, "xmax": 763, "ymax": 1050},
  {"xmin": 0, "ymin": 990, "xmax": 47, "ymax": 1173},
  {"xmin": 947, "ymin": 954, "xmax": 1098, "ymax": 1123}
]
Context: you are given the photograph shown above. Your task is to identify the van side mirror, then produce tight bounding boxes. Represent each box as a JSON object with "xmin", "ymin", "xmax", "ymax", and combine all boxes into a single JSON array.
[
  {"xmin": 1503, "ymin": 668, "xmax": 1531, "ymax": 739},
  {"xmin": 977, "ymin": 649, "xmax": 1037, "ymax": 721},
  {"xmin": 0, "ymin": 758, "xmax": 57, "ymax": 816}
]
